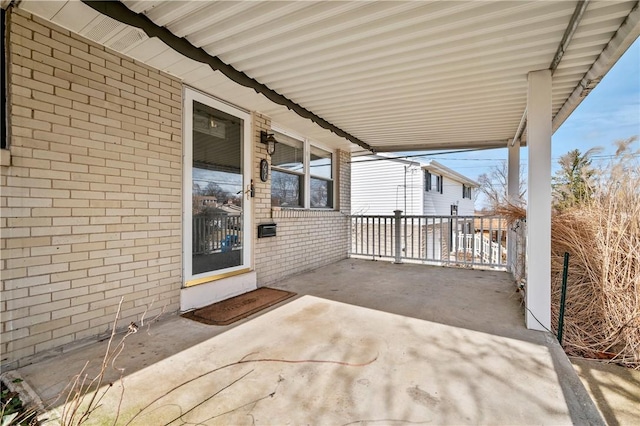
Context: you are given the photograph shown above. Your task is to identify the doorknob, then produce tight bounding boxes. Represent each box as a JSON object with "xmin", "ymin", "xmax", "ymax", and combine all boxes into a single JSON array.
[{"xmin": 245, "ymin": 179, "xmax": 255, "ymax": 199}]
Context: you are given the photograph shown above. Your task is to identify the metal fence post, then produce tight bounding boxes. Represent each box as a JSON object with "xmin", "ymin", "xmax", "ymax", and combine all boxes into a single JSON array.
[
  {"xmin": 557, "ymin": 252, "xmax": 570, "ymax": 345},
  {"xmin": 394, "ymin": 210, "xmax": 403, "ymax": 264}
]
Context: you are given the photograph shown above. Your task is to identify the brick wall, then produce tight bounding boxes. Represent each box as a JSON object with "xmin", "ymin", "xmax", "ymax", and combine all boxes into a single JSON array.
[
  {"xmin": 0, "ymin": 9, "xmax": 353, "ymax": 369},
  {"xmin": 253, "ymin": 113, "xmax": 351, "ymax": 285},
  {"xmin": 0, "ymin": 9, "xmax": 182, "ymax": 369}
]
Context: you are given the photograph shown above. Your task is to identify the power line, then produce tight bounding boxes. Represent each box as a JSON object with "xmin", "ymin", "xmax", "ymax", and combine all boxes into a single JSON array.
[
  {"xmin": 349, "ymin": 147, "xmax": 489, "ymax": 164},
  {"xmin": 357, "ymin": 151, "xmax": 639, "ymax": 164}
]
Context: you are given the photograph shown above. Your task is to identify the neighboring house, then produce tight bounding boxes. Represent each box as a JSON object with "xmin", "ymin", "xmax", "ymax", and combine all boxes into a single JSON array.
[{"xmin": 351, "ymin": 154, "xmax": 479, "ymax": 216}]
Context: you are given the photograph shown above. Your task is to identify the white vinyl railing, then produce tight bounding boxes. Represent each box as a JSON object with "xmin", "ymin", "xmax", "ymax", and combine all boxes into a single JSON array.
[
  {"xmin": 456, "ymin": 232, "xmax": 505, "ymax": 265},
  {"xmin": 350, "ymin": 211, "xmax": 508, "ymax": 269}
]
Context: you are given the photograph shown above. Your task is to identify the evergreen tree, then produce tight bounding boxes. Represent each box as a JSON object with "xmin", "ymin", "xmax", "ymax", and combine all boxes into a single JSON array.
[{"xmin": 552, "ymin": 147, "xmax": 600, "ymax": 209}]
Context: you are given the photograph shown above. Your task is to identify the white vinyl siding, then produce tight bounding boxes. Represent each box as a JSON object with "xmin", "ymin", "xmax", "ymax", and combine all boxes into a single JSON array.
[
  {"xmin": 353, "ymin": 156, "xmax": 475, "ymax": 216},
  {"xmin": 423, "ymin": 175, "xmax": 475, "ymax": 216},
  {"xmin": 351, "ymin": 157, "xmax": 422, "ymax": 215}
]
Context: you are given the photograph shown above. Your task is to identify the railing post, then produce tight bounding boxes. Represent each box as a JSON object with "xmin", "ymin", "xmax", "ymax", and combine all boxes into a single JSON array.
[{"xmin": 393, "ymin": 210, "xmax": 403, "ymax": 264}]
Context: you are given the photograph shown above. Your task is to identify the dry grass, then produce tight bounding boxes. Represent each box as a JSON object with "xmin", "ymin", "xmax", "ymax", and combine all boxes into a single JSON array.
[
  {"xmin": 56, "ymin": 298, "xmax": 166, "ymax": 425},
  {"xmin": 550, "ymin": 140, "xmax": 639, "ymax": 368},
  {"xmin": 497, "ymin": 138, "xmax": 640, "ymax": 369},
  {"xmin": 492, "ymin": 202, "xmax": 526, "ymax": 223}
]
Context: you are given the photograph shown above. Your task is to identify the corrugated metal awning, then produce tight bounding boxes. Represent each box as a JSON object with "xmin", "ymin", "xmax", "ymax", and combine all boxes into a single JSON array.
[{"xmin": 17, "ymin": 0, "xmax": 640, "ymax": 152}]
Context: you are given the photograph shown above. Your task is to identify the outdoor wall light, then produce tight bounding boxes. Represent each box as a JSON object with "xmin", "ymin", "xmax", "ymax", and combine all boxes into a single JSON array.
[{"xmin": 260, "ymin": 131, "xmax": 277, "ymax": 155}]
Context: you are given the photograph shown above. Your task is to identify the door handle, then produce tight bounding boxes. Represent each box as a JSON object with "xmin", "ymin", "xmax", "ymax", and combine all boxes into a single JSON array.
[{"xmin": 245, "ymin": 179, "xmax": 255, "ymax": 199}]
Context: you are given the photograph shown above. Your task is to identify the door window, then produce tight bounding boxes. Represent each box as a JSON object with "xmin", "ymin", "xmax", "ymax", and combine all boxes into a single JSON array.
[{"xmin": 183, "ymin": 90, "xmax": 252, "ymax": 284}]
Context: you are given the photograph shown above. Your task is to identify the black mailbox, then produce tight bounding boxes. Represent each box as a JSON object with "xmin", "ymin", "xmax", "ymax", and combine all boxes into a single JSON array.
[{"xmin": 258, "ymin": 223, "xmax": 277, "ymax": 238}]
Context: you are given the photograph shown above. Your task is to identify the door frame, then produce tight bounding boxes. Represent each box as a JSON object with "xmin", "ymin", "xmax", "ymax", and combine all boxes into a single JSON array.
[{"xmin": 182, "ymin": 87, "xmax": 253, "ymax": 287}]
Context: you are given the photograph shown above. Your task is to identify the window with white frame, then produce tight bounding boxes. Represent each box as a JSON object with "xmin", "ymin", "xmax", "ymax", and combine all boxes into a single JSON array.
[
  {"xmin": 271, "ymin": 130, "xmax": 334, "ymax": 209},
  {"xmin": 310, "ymin": 146, "xmax": 333, "ymax": 208},
  {"xmin": 271, "ymin": 132, "xmax": 304, "ymax": 207},
  {"xmin": 462, "ymin": 184, "xmax": 472, "ymax": 199}
]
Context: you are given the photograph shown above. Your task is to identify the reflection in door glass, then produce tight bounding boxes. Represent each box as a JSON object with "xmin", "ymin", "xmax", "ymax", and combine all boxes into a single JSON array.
[{"xmin": 191, "ymin": 101, "xmax": 243, "ymax": 275}]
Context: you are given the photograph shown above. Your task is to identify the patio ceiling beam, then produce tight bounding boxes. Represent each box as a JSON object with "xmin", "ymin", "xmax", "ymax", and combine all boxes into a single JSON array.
[
  {"xmin": 549, "ymin": 0, "xmax": 590, "ymax": 73},
  {"xmin": 512, "ymin": 0, "xmax": 590, "ymax": 146},
  {"xmin": 80, "ymin": 0, "xmax": 373, "ymax": 152}
]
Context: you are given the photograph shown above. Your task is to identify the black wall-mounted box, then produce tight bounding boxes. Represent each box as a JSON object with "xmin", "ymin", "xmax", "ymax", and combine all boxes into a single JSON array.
[{"xmin": 258, "ymin": 223, "xmax": 277, "ymax": 238}]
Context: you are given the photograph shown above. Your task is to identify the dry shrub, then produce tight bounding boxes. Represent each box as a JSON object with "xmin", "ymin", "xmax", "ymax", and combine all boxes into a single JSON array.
[
  {"xmin": 551, "ymin": 138, "xmax": 639, "ymax": 368},
  {"xmin": 496, "ymin": 138, "xmax": 639, "ymax": 368},
  {"xmin": 492, "ymin": 202, "xmax": 526, "ymax": 223}
]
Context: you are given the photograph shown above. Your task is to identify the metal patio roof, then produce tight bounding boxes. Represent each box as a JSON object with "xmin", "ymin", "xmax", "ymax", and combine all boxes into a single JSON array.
[{"xmin": 16, "ymin": 0, "xmax": 640, "ymax": 153}]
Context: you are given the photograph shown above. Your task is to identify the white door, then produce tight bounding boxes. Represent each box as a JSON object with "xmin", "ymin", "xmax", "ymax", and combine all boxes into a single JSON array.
[{"xmin": 183, "ymin": 89, "xmax": 252, "ymax": 286}]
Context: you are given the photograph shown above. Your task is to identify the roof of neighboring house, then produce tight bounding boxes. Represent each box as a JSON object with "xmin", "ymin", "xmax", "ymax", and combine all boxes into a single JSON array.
[
  {"xmin": 421, "ymin": 161, "xmax": 480, "ymax": 188},
  {"xmin": 352, "ymin": 153, "xmax": 480, "ymax": 187}
]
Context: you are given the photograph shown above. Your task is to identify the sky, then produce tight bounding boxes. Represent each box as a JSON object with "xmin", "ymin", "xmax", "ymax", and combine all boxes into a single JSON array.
[{"xmin": 402, "ymin": 38, "xmax": 640, "ymax": 208}]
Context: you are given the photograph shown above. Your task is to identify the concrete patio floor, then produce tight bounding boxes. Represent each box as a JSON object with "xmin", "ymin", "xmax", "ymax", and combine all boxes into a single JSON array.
[{"xmin": 11, "ymin": 259, "xmax": 605, "ymax": 425}]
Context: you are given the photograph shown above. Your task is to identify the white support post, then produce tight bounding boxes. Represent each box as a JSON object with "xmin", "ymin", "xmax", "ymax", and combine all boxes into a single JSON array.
[
  {"xmin": 526, "ymin": 70, "xmax": 552, "ymax": 331},
  {"xmin": 507, "ymin": 138, "xmax": 520, "ymax": 274}
]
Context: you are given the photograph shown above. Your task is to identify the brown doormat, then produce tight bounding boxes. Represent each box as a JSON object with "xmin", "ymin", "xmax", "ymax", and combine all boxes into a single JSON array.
[{"xmin": 182, "ymin": 287, "xmax": 296, "ymax": 326}]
